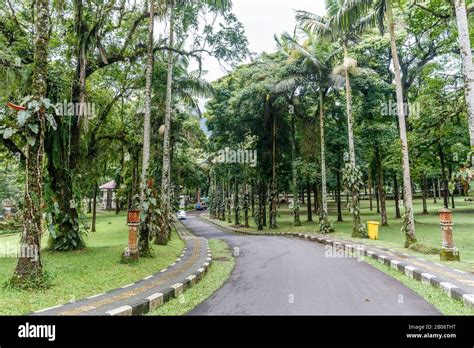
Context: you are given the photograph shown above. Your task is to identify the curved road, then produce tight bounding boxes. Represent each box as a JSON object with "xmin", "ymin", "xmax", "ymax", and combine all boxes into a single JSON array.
[{"xmin": 184, "ymin": 213, "xmax": 439, "ymax": 315}]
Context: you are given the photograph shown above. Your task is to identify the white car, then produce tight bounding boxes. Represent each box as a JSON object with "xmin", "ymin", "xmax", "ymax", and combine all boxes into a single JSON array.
[{"xmin": 176, "ymin": 210, "xmax": 187, "ymax": 220}]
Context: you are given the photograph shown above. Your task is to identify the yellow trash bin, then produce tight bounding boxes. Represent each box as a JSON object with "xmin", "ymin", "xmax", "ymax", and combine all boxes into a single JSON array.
[{"xmin": 367, "ymin": 221, "xmax": 380, "ymax": 240}]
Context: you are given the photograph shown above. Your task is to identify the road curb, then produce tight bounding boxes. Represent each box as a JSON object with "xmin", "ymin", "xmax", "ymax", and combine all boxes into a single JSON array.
[
  {"xmin": 33, "ymin": 223, "xmax": 213, "ymax": 316},
  {"xmin": 106, "ymin": 238, "xmax": 213, "ymax": 316},
  {"xmin": 200, "ymin": 215, "xmax": 474, "ymax": 310},
  {"xmin": 296, "ymin": 232, "xmax": 474, "ymax": 309}
]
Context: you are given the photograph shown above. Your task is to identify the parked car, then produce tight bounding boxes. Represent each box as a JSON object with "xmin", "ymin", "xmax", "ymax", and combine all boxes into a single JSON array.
[
  {"xmin": 196, "ymin": 202, "xmax": 202, "ymax": 211},
  {"xmin": 177, "ymin": 210, "xmax": 187, "ymax": 220}
]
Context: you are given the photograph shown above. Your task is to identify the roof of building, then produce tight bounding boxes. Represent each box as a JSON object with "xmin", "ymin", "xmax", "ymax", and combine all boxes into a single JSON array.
[{"xmin": 99, "ymin": 180, "xmax": 116, "ymax": 190}]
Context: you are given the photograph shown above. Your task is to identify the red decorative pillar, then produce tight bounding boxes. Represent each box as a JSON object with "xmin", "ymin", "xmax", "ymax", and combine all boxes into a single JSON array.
[{"xmin": 439, "ymin": 208, "xmax": 460, "ymax": 261}]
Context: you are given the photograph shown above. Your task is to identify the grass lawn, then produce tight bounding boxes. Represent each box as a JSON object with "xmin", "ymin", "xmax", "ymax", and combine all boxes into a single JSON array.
[
  {"xmin": 364, "ymin": 257, "xmax": 474, "ymax": 315},
  {"xmin": 147, "ymin": 239, "xmax": 235, "ymax": 315},
  {"xmin": 209, "ymin": 196, "xmax": 474, "ymax": 272},
  {"xmin": 0, "ymin": 211, "xmax": 184, "ymax": 315}
]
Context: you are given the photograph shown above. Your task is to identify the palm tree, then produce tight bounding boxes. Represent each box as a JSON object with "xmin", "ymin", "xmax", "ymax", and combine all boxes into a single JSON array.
[
  {"xmin": 141, "ymin": 0, "xmax": 155, "ymax": 204},
  {"xmin": 159, "ymin": 0, "xmax": 176, "ymax": 244},
  {"xmin": 139, "ymin": 0, "xmax": 156, "ymax": 254},
  {"xmin": 340, "ymin": 0, "xmax": 417, "ymax": 246},
  {"xmin": 275, "ymin": 32, "xmax": 341, "ymax": 232},
  {"xmin": 159, "ymin": 0, "xmax": 231, "ymax": 242},
  {"xmin": 11, "ymin": 0, "xmax": 50, "ymax": 287},
  {"xmin": 296, "ymin": 1, "xmax": 366, "ymax": 237},
  {"xmin": 271, "ymin": 37, "xmax": 302, "ymax": 226}
]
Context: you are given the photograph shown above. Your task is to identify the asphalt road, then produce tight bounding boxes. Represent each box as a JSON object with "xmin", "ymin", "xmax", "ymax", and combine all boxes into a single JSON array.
[{"xmin": 184, "ymin": 213, "xmax": 439, "ymax": 315}]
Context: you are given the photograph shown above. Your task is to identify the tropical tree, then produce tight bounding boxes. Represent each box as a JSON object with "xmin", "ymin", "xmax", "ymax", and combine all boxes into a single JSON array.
[
  {"xmin": 10, "ymin": 0, "xmax": 50, "ymax": 288},
  {"xmin": 275, "ymin": 32, "xmax": 340, "ymax": 232},
  {"xmin": 139, "ymin": 0, "xmax": 157, "ymax": 255},
  {"xmin": 341, "ymin": 0, "xmax": 418, "ymax": 246},
  {"xmin": 296, "ymin": 1, "xmax": 366, "ymax": 237}
]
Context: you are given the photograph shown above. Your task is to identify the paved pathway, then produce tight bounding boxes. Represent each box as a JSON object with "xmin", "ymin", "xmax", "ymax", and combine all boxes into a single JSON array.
[
  {"xmin": 186, "ymin": 213, "xmax": 439, "ymax": 315},
  {"xmin": 32, "ymin": 223, "xmax": 210, "ymax": 316}
]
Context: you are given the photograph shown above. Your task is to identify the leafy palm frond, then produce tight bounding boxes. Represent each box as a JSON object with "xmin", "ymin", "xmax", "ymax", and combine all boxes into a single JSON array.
[
  {"xmin": 175, "ymin": 76, "xmax": 214, "ymax": 99},
  {"xmin": 280, "ymin": 32, "xmax": 323, "ymax": 70},
  {"xmin": 272, "ymin": 76, "xmax": 304, "ymax": 94},
  {"xmin": 295, "ymin": 10, "xmax": 328, "ymax": 35}
]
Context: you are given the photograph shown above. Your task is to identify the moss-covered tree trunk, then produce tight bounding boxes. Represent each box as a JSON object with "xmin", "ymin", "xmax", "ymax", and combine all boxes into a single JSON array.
[
  {"xmin": 376, "ymin": 146, "xmax": 388, "ymax": 226},
  {"xmin": 140, "ymin": 0, "xmax": 155, "ymax": 253},
  {"xmin": 269, "ymin": 105, "xmax": 278, "ymax": 229},
  {"xmin": 336, "ymin": 169, "xmax": 343, "ymax": 222},
  {"xmin": 92, "ymin": 181, "xmax": 97, "ymax": 232},
  {"xmin": 225, "ymin": 179, "xmax": 231, "ymax": 223},
  {"xmin": 243, "ymin": 184, "xmax": 250, "ymax": 228},
  {"xmin": 11, "ymin": 0, "xmax": 50, "ymax": 287},
  {"xmin": 290, "ymin": 111, "xmax": 301, "ymax": 226},
  {"xmin": 234, "ymin": 179, "xmax": 240, "ymax": 226},
  {"xmin": 158, "ymin": 0, "xmax": 175, "ymax": 245},
  {"xmin": 257, "ymin": 180, "xmax": 265, "ymax": 230},
  {"xmin": 306, "ymin": 181, "xmax": 312, "ymax": 222},
  {"xmin": 343, "ymin": 41, "xmax": 362, "ymax": 237}
]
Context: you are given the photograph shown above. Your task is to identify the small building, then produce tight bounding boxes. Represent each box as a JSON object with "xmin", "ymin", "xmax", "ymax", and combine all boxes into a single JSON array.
[{"xmin": 99, "ymin": 180, "xmax": 116, "ymax": 210}]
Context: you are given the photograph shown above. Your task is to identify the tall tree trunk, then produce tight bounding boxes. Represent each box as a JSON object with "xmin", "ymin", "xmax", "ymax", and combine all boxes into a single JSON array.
[
  {"xmin": 158, "ymin": 0, "xmax": 175, "ymax": 244},
  {"xmin": 269, "ymin": 99, "xmax": 278, "ymax": 229},
  {"xmin": 343, "ymin": 41, "xmax": 362, "ymax": 237},
  {"xmin": 139, "ymin": 0, "xmax": 155, "ymax": 252},
  {"xmin": 319, "ymin": 90, "xmax": 329, "ymax": 227},
  {"xmin": 234, "ymin": 179, "xmax": 240, "ymax": 226},
  {"xmin": 454, "ymin": 0, "xmax": 474, "ymax": 166},
  {"xmin": 219, "ymin": 183, "xmax": 226, "ymax": 221},
  {"xmin": 306, "ymin": 181, "xmax": 312, "ymax": 222},
  {"xmin": 336, "ymin": 169, "xmax": 343, "ymax": 222},
  {"xmin": 368, "ymin": 168, "xmax": 373, "ymax": 211},
  {"xmin": 422, "ymin": 174, "xmax": 428, "ymax": 215},
  {"xmin": 92, "ymin": 182, "xmax": 97, "ymax": 232},
  {"xmin": 263, "ymin": 186, "xmax": 267, "ymax": 226},
  {"xmin": 243, "ymin": 183, "xmax": 249, "ymax": 228},
  {"xmin": 438, "ymin": 143, "xmax": 449, "ymax": 208},
  {"xmin": 227, "ymin": 180, "xmax": 232, "ymax": 223},
  {"xmin": 313, "ymin": 183, "xmax": 319, "ymax": 214},
  {"xmin": 387, "ymin": 0, "xmax": 417, "ymax": 247},
  {"xmin": 11, "ymin": 0, "xmax": 50, "ymax": 287},
  {"xmin": 375, "ymin": 183, "xmax": 380, "ymax": 213},
  {"xmin": 291, "ymin": 111, "xmax": 301, "ymax": 226},
  {"xmin": 257, "ymin": 180, "xmax": 265, "ymax": 230},
  {"xmin": 251, "ymin": 183, "xmax": 255, "ymax": 218},
  {"xmin": 376, "ymin": 146, "xmax": 388, "ymax": 226},
  {"xmin": 394, "ymin": 174, "xmax": 401, "ymax": 219},
  {"xmin": 449, "ymin": 168, "xmax": 456, "ymax": 209}
]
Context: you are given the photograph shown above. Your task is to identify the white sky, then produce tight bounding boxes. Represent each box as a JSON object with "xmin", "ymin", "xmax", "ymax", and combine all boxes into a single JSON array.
[{"xmin": 200, "ymin": 0, "xmax": 326, "ymax": 82}]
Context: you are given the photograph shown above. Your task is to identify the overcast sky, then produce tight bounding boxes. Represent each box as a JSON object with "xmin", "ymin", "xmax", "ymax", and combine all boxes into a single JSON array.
[{"xmin": 199, "ymin": 0, "xmax": 326, "ymax": 82}]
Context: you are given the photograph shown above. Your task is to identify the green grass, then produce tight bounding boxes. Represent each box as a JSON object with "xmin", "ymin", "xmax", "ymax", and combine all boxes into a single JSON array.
[
  {"xmin": 0, "ymin": 211, "xmax": 184, "ymax": 315},
  {"xmin": 364, "ymin": 256, "xmax": 474, "ymax": 315},
  {"xmin": 209, "ymin": 196, "xmax": 474, "ymax": 272},
  {"xmin": 147, "ymin": 239, "xmax": 235, "ymax": 316}
]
